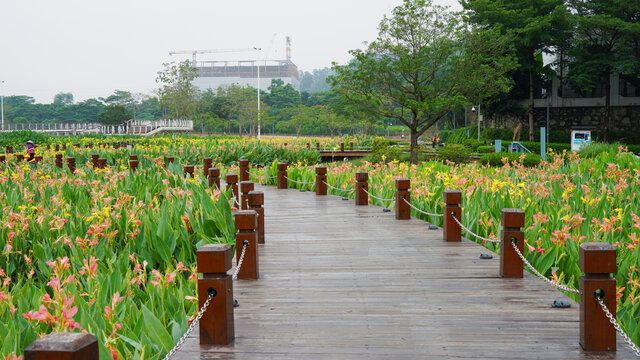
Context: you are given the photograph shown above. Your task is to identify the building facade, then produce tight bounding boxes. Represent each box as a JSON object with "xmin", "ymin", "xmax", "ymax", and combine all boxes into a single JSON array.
[{"xmin": 192, "ymin": 60, "xmax": 300, "ymax": 92}]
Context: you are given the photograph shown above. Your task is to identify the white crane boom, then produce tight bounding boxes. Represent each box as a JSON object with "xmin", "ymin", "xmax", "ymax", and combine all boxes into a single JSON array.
[{"xmin": 168, "ymin": 47, "xmax": 260, "ymax": 64}]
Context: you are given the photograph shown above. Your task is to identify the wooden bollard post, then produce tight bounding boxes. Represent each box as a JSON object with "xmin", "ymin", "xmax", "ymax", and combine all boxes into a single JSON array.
[
  {"xmin": 35, "ymin": 155, "xmax": 42, "ymax": 164},
  {"xmin": 315, "ymin": 166, "xmax": 327, "ymax": 196},
  {"xmin": 16, "ymin": 154, "xmax": 24, "ymax": 163},
  {"xmin": 0, "ymin": 155, "xmax": 5, "ymax": 163},
  {"xmin": 226, "ymin": 173, "xmax": 239, "ymax": 204},
  {"xmin": 500, "ymin": 208, "xmax": 525, "ymax": 278},
  {"xmin": 66, "ymin": 157, "xmax": 76, "ymax": 173},
  {"xmin": 248, "ymin": 191, "xmax": 265, "ymax": 244},
  {"xmin": 443, "ymin": 190, "xmax": 462, "ymax": 242},
  {"xmin": 340, "ymin": 143, "xmax": 345, "ymax": 152},
  {"xmin": 306, "ymin": 142, "xmax": 310, "ymax": 149},
  {"xmin": 208, "ymin": 167, "xmax": 220, "ymax": 189},
  {"xmin": 350, "ymin": 142, "xmax": 354, "ymax": 150},
  {"xmin": 24, "ymin": 332, "xmax": 99, "ymax": 360},
  {"xmin": 183, "ymin": 165, "xmax": 195, "ymax": 177},
  {"xmin": 91, "ymin": 154, "xmax": 99, "ymax": 168},
  {"xmin": 234, "ymin": 210, "xmax": 259, "ymax": 279},
  {"xmin": 55, "ymin": 144, "xmax": 60, "ymax": 151},
  {"xmin": 165, "ymin": 156, "xmax": 175, "ymax": 168},
  {"xmin": 239, "ymin": 181, "xmax": 254, "ymax": 210},
  {"xmin": 98, "ymin": 158, "xmax": 107, "ymax": 169},
  {"xmin": 579, "ymin": 242, "xmax": 617, "ymax": 351},
  {"xmin": 396, "ymin": 178, "xmax": 411, "ymax": 220},
  {"xmin": 203, "ymin": 158, "xmax": 212, "ymax": 178},
  {"xmin": 277, "ymin": 163, "xmax": 288, "ymax": 189},
  {"xmin": 238, "ymin": 159, "xmax": 250, "ymax": 182},
  {"xmin": 316, "ymin": 142, "xmax": 320, "ymax": 151},
  {"xmin": 62, "ymin": 144, "xmax": 67, "ymax": 151},
  {"xmin": 6, "ymin": 145, "xmax": 13, "ymax": 154},
  {"xmin": 55, "ymin": 154, "xmax": 63, "ymax": 168},
  {"xmin": 355, "ymin": 172, "xmax": 368, "ymax": 205},
  {"xmin": 129, "ymin": 160, "xmax": 138, "ymax": 172},
  {"xmin": 129, "ymin": 155, "xmax": 138, "ymax": 162},
  {"xmin": 196, "ymin": 244, "xmax": 234, "ymax": 345}
]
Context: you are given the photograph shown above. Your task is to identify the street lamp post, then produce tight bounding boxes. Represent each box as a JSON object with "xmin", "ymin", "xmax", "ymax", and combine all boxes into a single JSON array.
[
  {"xmin": 472, "ymin": 104, "xmax": 481, "ymax": 142},
  {"xmin": 1, "ymin": 81, "xmax": 4, "ymax": 131}
]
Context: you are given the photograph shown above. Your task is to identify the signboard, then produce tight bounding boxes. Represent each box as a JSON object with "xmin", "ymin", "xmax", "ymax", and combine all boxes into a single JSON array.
[{"xmin": 571, "ymin": 130, "xmax": 591, "ymax": 151}]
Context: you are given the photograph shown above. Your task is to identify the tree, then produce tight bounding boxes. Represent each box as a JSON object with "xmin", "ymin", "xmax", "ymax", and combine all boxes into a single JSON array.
[
  {"xmin": 461, "ymin": 0, "xmax": 569, "ymax": 141},
  {"xmin": 53, "ymin": 92, "xmax": 74, "ymax": 106},
  {"xmin": 330, "ymin": 0, "xmax": 516, "ymax": 163},
  {"xmin": 566, "ymin": 0, "xmax": 640, "ymax": 140},
  {"xmin": 155, "ymin": 61, "xmax": 200, "ymax": 118},
  {"xmin": 98, "ymin": 105, "xmax": 130, "ymax": 125}
]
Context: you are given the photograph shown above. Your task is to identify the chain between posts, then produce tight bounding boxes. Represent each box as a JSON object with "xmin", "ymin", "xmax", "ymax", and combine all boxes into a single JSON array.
[
  {"xmin": 250, "ymin": 171, "xmax": 277, "ymax": 180},
  {"xmin": 450, "ymin": 213, "xmax": 498, "ymax": 243},
  {"xmin": 596, "ymin": 297, "xmax": 640, "ymax": 357},
  {"xmin": 233, "ymin": 241, "xmax": 249, "ymax": 280},
  {"xmin": 362, "ymin": 187, "xmax": 395, "ymax": 202},
  {"xmin": 163, "ymin": 291, "xmax": 215, "ymax": 360},
  {"xmin": 283, "ymin": 175, "xmax": 314, "ymax": 185},
  {"xmin": 321, "ymin": 180, "xmax": 354, "ymax": 193},
  {"xmin": 402, "ymin": 198, "xmax": 443, "ymax": 217},
  {"xmin": 229, "ymin": 189, "xmax": 241, "ymax": 207},
  {"xmin": 510, "ymin": 241, "xmax": 581, "ymax": 294}
]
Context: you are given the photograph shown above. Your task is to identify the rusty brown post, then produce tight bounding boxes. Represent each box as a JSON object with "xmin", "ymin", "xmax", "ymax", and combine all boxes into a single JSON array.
[
  {"xmin": 66, "ymin": 157, "xmax": 76, "ymax": 173},
  {"xmin": 24, "ymin": 332, "xmax": 99, "ymax": 360},
  {"xmin": 579, "ymin": 242, "xmax": 617, "ymax": 351},
  {"xmin": 129, "ymin": 155, "xmax": 138, "ymax": 162},
  {"xmin": 226, "ymin": 173, "xmax": 239, "ymax": 205},
  {"xmin": 6, "ymin": 146, "xmax": 13, "ymax": 154},
  {"xmin": 396, "ymin": 178, "xmax": 411, "ymax": 220},
  {"xmin": 0, "ymin": 155, "xmax": 5, "ymax": 163},
  {"xmin": 238, "ymin": 159, "xmax": 250, "ymax": 182},
  {"xmin": 197, "ymin": 244, "xmax": 234, "ymax": 345},
  {"xmin": 165, "ymin": 156, "xmax": 175, "ymax": 168},
  {"xmin": 98, "ymin": 159, "xmax": 107, "ymax": 169},
  {"xmin": 234, "ymin": 210, "xmax": 259, "ymax": 279},
  {"xmin": 248, "ymin": 191, "xmax": 265, "ymax": 244},
  {"xmin": 62, "ymin": 144, "xmax": 67, "ymax": 151},
  {"xmin": 355, "ymin": 172, "xmax": 368, "ymax": 205},
  {"xmin": 239, "ymin": 181, "xmax": 254, "ymax": 210},
  {"xmin": 500, "ymin": 208, "xmax": 525, "ymax": 278},
  {"xmin": 283, "ymin": 142, "xmax": 287, "ymax": 148},
  {"xmin": 340, "ymin": 143, "xmax": 345, "ymax": 152},
  {"xmin": 208, "ymin": 167, "xmax": 220, "ymax": 189},
  {"xmin": 316, "ymin": 142, "xmax": 320, "ymax": 151},
  {"xmin": 183, "ymin": 165, "xmax": 195, "ymax": 177},
  {"xmin": 91, "ymin": 154, "xmax": 99, "ymax": 168},
  {"xmin": 55, "ymin": 144, "xmax": 60, "ymax": 151},
  {"xmin": 315, "ymin": 166, "xmax": 327, "ymax": 196},
  {"xmin": 46, "ymin": 144, "xmax": 50, "ymax": 150},
  {"xmin": 443, "ymin": 190, "xmax": 462, "ymax": 242},
  {"xmin": 16, "ymin": 154, "xmax": 24, "ymax": 163},
  {"xmin": 306, "ymin": 142, "xmax": 310, "ymax": 149},
  {"xmin": 203, "ymin": 158, "xmax": 212, "ymax": 178},
  {"xmin": 129, "ymin": 160, "xmax": 138, "ymax": 172},
  {"xmin": 277, "ymin": 163, "xmax": 288, "ymax": 189},
  {"xmin": 350, "ymin": 142, "xmax": 354, "ymax": 151},
  {"xmin": 55, "ymin": 154, "xmax": 63, "ymax": 168}
]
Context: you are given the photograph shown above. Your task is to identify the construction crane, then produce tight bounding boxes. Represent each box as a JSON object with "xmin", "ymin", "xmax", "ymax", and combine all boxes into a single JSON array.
[{"xmin": 168, "ymin": 47, "xmax": 260, "ymax": 64}]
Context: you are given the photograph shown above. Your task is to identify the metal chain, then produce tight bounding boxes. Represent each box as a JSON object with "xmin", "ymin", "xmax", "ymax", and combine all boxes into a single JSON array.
[
  {"xmin": 597, "ymin": 297, "xmax": 640, "ymax": 356},
  {"xmin": 321, "ymin": 180, "xmax": 354, "ymax": 193},
  {"xmin": 450, "ymin": 213, "xmax": 499, "ymax": 243},
  {"xmin": 283, "ymin": 175, "xmax": 314, "ymax": 185},
  {"xmin": 511, "ymin": 241, "xmax": 581, "ymax": 294},
  {"xmin": 233, "ymin": 242, "xmax": 249, "ymax": 280},
  {"xmin": 402, "ymin": 198, "xmax": 443, "ymax": 217},
  {"xmin": 163, "ymin": 291, "xmax": 214, "ymax": 360},
  {"xmin": 250, "ymin": 172, "xmax": 277, "ymax": 179},
  {"xmin": 362, "ymin": 187, "xmax": 395, "ymax": 202},
  {"xmin": 229, "ymin": 189, "xmax": 241, "ymax": 207}
]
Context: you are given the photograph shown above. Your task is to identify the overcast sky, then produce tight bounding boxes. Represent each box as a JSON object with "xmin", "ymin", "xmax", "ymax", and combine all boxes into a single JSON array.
[{"xmin": 0, "ymin": 0, "xmax": 461, "ymax": 103}]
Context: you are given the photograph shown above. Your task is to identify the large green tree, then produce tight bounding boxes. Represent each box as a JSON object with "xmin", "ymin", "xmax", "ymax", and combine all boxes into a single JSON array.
[
  {"xmin": 461, "ymin": 0, "xmax": 568, "ymax": 141},
  {"xmin": 330, "ymin": 0, "xmax": 516, "ymax": 163},
  {"xmin": 97, "ymin": 105, "xmax": 130, "ymax": 125},
  {"xmin": 566, "ymin": 0, "xmax": 640, "ymax": 140},
  {"xmin": 155, "ymin": 61, "xmax": 200, "ymax": 118}
]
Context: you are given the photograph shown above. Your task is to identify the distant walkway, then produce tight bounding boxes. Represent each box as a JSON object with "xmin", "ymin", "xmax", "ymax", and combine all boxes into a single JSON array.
[
  {"xmin": 175, "ymin": 185, "xmax": 634, "ymax": 359},
  {"xmin": 0, "ymin": 119, "xmax": 192, "ymax": 136}
]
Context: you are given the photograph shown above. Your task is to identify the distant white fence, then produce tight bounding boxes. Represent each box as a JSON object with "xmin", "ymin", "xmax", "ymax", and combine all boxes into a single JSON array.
[{"xmin": 0, "ymin": 119, "xmax": 193, "ymax": 136}]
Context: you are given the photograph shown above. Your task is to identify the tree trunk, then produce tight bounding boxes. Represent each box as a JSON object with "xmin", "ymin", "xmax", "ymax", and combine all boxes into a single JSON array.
[
  {"xmin": 528, "ymin": 67, "xmax": 535, "ymax": 141},
  {"xmin": 409, "ymin": 127, "xmax": 418, "ymax": 164},
  {"xmin": 604, "ymin": 70, "xmax": 611, "ymax": 142}
]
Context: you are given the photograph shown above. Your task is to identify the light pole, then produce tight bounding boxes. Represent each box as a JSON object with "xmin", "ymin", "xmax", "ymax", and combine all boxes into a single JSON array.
[
  {"xmin": 255, "ymin": 47, "xmax": 262, "ymax": 140},
  {"xmin": 472, "ymin": 104, "xmax": 481, "ymax": 142},
  {"xmin": 1, "ymin": 80, "xmax": 4, "ymax": 131}
]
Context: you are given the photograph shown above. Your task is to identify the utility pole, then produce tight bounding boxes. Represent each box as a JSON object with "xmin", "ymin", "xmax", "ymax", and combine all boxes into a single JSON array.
[{"xmin": 0, "ymin": 81, "xmax": 4, "ymax": 131}]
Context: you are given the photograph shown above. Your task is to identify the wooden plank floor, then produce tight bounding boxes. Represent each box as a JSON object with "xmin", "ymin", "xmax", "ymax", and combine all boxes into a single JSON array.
[{"xmin": 175, "ymin": 185, "xmax": 635, "ymax": 359}]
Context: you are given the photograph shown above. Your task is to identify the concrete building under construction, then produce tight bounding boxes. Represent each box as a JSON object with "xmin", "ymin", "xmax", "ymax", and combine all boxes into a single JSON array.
[{"xmin": 192, "ymin": 59, "xmax": 300, "ymax": 92}]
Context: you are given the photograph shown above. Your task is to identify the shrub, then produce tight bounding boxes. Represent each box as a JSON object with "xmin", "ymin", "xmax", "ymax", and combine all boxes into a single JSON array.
[
  {"xmin": 370, "ymin": 140, "xmax": 402, "ymax": 163},
  {"xmin": 438, "ymin": 144, "xmax": 472, "ymax": 163},
  {"xmin": 579, "ymin": 142, "xmax": 622, "ymax": 159},
  {"xmin": 462, "ymin": 139, "xmax": 482, "ymax": 151},
  {"xmin": 480, "ymin": 152, "xmax": 542, "ymax": 167},
  {"xmin": 477, "ymin": 145, "xmax": 496, "ymax": 154}
]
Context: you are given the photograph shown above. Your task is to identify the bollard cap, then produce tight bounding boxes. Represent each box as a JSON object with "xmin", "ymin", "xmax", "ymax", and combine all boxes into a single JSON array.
[
  {"xmin": 197, "ymin": 244, "xmax": 233, "ymax": 274},
  {"xmin": 239, "ymin": 181, "xmax": 254, "ymax": 193},
  {"xmin": 355, "ymin": 172, "xmax": 368, "ymax": 181},
  {"xmin": 66, "ymin": 157, "xmax": 76, "ymax": 163},
  {"xmin": 166, "ymin": 156, "xmax": 175, "ymax": 163},
  {"xmin": 315, "ymin": 166, "xmax": 327, "ymax": 175},
  {"xmin": 183, "ymin": 165, "xmax": 194, "ymax": 172},
  {"xmin": 443, "ymin": 190, "xmax": 462, "ymax": 205},
  {"xmin": 208, "ymin": 167, "xmax": 220, "ymax": 177},
  {"xmin": 277, "ymin": 162, "xmax": 288, "ymax": 170},
  {"xmin": 579, "ymin": 242, "xmax": 616, "ymax": 274},
  {"xmin": 203, "ymin": 157, "xmax": 213, "ymax": 164},
  {"xmin": 396, "ymin": 178, "xmax": 410, "ymax": 190},
  {"xmin": 129, "ymin": 155, "xmax": 138, "ymax": 161},
  {"xmin": 129, "ymin": 160, "xmax": 138, "ymax": 166},
  {"xmin": 501, "ymin": 208, "xmax": 525, "ymax": 228},
  {"xmin": 24, "ymin": 332, "xmax": 98, "ymax": 354},
  {"xmin": 247, "ymin": 191, "xmax": 264, "ymax": 206},
  {"xmin": 234, "ymin": 210, "xmax": 257, "ymax": 230},
  {"xmin": 238, "ymin": 159, "xmax": 249, "ymax": 166},
  {"xmin": 226, "ymin": 173, "xmax": 238, "ymax": 183},
  {"xmin": 91, "ymin": 154, "xmax": 99, "ymax": 159}
]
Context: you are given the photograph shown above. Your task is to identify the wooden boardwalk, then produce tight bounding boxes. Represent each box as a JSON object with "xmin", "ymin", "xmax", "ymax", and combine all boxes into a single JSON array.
[{"xmin": 175, "ymin": 185, "xmax": 635, "ymax": 359}]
